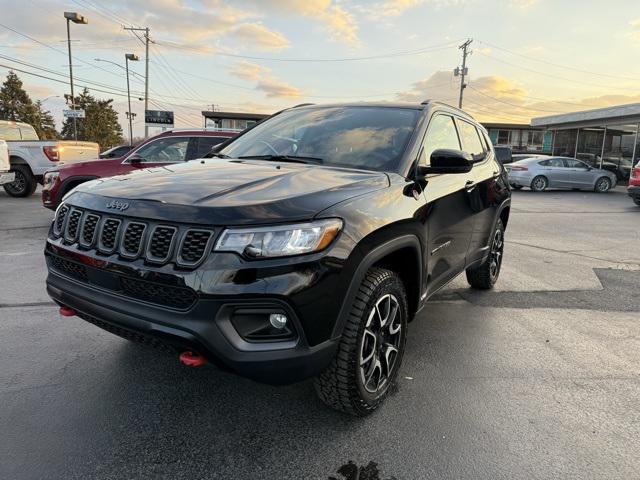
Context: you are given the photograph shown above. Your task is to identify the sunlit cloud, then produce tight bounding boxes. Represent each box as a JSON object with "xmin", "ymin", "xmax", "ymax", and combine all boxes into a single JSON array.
[
  {"xmin": 229, "ymin": 60, "xmax": 302, "ymax": 99},
  {"xmin": 630, "ymin": 18, "xmax": 640, "ymax": 42}
]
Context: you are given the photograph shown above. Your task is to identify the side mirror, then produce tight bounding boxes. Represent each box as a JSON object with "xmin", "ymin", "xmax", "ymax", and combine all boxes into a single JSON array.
[
  {"xmin": 128, "ymin": 154, "xmax": 143, "ymax": 165},
  {"xmin": 418, "ymin": 149, "xmax": 473, "ymax": 177}
]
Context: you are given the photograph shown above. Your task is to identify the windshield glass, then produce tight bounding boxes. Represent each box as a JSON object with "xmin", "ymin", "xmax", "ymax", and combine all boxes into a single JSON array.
[{"xmin": 221, "ymin": 106, "xmax": 420, "ymax": 172}]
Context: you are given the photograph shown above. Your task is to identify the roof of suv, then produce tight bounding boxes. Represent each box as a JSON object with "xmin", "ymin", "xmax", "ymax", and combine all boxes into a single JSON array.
[{"xmin": 153, "ymin": 128, "xmax": 239, "ymax": 137}]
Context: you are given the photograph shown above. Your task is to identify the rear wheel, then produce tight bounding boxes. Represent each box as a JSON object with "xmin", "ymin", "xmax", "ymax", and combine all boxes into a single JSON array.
[
  {"xmin": 315, "ymin": 267, "xmax": 407, "ymax": 416},
  {"xmin": 3, "ymin": 165, "xmax": 37, "ymax": 197},
  {"xmin": 634, "ymin": 198, "xmax": 640, "ymax": 206},
  {"xmin": 594, "ymin": 177, "xmax": 611, "ymax": 193},
  {"xmin": 466, "ymin": 219, "xmax": 504, "ymax": 289},
  {"xmin": 530, "ymin": 175, "xmax": 548, "ymax": 192}
]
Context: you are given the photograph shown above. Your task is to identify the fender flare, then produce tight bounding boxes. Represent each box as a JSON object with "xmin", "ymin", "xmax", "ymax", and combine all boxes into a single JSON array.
[{"xmin": 331, "ymin": 234, "xmax": 422, "ymax": 339}]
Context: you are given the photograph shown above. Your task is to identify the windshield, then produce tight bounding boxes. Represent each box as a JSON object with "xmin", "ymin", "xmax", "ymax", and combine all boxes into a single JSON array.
[{"xmin": 221, "ymin": 106, "xmax": 420, "ymax": 172}]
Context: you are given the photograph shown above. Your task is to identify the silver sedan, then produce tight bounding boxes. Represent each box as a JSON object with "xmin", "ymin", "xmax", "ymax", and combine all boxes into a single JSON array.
[{"xmin": 505, "ymin": 156, "xmax": 618, "ymax": 192}]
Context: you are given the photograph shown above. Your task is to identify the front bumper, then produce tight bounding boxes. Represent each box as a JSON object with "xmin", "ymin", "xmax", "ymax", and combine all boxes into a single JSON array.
[
  {"xmin": 0, "ymin": 171, "xmax": 15, "ymax": 186},
  {"xmin": 45, "ymin": 240, "xmax": 343, "ymax": 385}
]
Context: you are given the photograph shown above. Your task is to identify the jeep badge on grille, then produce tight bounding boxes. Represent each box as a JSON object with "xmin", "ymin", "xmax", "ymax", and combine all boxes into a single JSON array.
[{"xmin": 106, "ymin": 200, "xmax": 130, "ymax": 211}]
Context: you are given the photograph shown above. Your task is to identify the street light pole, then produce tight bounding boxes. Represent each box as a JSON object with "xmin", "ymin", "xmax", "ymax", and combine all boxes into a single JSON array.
[
  {"xmin": 63, "ymin": 12, "xmax": 87, "ymax": 141},
  {"xmin": 125, "ymin": 54, "xmax": 139, "ymax": 146}
]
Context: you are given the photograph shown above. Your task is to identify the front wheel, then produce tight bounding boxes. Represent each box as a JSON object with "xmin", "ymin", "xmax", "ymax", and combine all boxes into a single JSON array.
[
  {"xmin": 594, "ymin": 177, "xmax": 611, "ymax": 193},
  {"xmin": 3, "ymin": 165, "xmax": 37, "ymax": 197},
  {"xmin": 466, "ymin": 219, "xmax": 504, "ymax": 289},
  {"xmin": 315, "ymin": 268, "xmax": 407, "ymax": 416}
]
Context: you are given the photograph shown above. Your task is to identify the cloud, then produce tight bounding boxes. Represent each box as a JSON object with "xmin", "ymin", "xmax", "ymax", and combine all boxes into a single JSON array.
[
  {"xmin": 230, "ymin": 23, "xmax": 289, "ymax": 51},
  {"xmin": 243, "ymin": 0, "xmax": 359, "ymax": 45},
  {"xmin": 229, "ymin": 60, "xmax": 302, "ymax": 99},
  {"xmin": 507, "ymin": 0, "xmax": 538, "ymax": 8}
]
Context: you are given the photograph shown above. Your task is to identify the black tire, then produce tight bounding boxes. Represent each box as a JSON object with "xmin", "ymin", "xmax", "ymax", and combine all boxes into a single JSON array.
[
  {"xmin": 594, "ymin": 177, "xmax": 611, "ymax": 193},
  {"xmin": 634, "ymin": 198, "xmax": 640, "ymax": 207},
  {"xmin": 3, "ymin": 165, "xmax": 37, "ymax": 197},
  {"xmin": 466, "ymin": 219, "xmax": 504, "ymax": 289},
  {"xmin": 315, "ymin": 267, "xmax": 408, "ymax": 416},
  {"xmin": 530, "ymin": 175, "xmax": 548, "ymax": 192},
  {"xmin": 511, "ymin": 185, "xmax": 523, "ymax": 190}
]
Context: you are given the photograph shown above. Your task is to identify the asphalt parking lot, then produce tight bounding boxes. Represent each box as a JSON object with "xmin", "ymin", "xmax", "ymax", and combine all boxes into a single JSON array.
[{"xmin": 1, "ymin": 187, "xmax": 639, "ymax": 480}]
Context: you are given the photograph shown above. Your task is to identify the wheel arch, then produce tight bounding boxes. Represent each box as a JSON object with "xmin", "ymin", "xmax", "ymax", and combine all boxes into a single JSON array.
[{"xmin": 331, "ymin": 234, "xmax": 423, "ymax": 339}]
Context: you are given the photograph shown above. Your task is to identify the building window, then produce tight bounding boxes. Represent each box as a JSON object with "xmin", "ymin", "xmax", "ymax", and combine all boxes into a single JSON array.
[{"xmin": 497, "ymin": 130, "xmax": 510, "ymax": 145}]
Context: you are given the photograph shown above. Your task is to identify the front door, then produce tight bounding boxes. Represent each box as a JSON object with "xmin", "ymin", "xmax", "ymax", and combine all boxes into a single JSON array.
[
  {"xmin": 420, "ymin": 113, "xmax": 476, "ymax": 296},
  {"xmin": 563, "ymin": 158, "xmax": 595, "ymax": 188}
]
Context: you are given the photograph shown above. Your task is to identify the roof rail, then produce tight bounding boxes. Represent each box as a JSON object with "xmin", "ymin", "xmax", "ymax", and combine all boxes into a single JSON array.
[{"xmin": 423, "ymin": 99, "xmax": 474, "ymax": 118}]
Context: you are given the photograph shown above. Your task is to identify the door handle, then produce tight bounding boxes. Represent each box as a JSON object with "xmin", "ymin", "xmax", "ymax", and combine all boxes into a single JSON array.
[{"xmin": 465, "ymin": 180, "xmax": 477, "ymax": 192}]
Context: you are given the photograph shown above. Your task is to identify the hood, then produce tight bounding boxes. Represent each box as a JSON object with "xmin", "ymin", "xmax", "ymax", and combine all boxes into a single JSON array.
[
  {"xmin": 57, "ymin": 157, "xmax": 124, "ymax": 171},
  {"xmin": 67, "ymin": 159, "xmax": 389, "ymax": 225}
]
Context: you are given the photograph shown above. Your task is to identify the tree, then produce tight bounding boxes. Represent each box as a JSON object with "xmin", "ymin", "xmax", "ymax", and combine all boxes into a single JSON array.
[
  {"xmin": 33, "ymin": 101, "xmax": 58, "ymax": 140},
  {"xmin": 61, "ymin": 88, "xmax": 123, "ymax": 148},
  {"xmin": 0, "ymin": 71, "xmax": 59, "ymax": 139},
  {"xmin": 0, "ymin": 70, "xmax": 37, "ymax": 123}
]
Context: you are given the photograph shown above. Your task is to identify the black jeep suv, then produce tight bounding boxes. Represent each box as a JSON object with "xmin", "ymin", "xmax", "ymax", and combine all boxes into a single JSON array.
[{"xmin": 45, "ymin": 102, "xmax": 510, "ymax": 415}]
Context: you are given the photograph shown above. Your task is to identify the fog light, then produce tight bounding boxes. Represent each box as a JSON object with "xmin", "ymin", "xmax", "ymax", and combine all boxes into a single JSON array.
[{"xmin": 269, "ymin": 313, "xmax": 288, "ymax": 329}]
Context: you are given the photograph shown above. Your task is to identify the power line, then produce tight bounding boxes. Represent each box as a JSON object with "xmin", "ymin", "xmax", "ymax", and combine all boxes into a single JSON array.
[
  {"xmin": 154, "ymin": 39, "xmax": 461, "ymax": 62},
  {"xmin": 476, "ymin": 39, "xmax": 640, "ymax": 82}
]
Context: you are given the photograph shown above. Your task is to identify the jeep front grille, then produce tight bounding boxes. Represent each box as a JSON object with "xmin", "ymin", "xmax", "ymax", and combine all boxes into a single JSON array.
[{"xmin": 50, "ymin": 205, "xmax": 215, "ymax": 268}]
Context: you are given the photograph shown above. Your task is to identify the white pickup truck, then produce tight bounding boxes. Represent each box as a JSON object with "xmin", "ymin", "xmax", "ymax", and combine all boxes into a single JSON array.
[
  {"xmin": 0, "ymin": 120, "xmax": 99, "ymax": 197},
  {"xmin": 0, "ymin": 139, "xmax": 13, "ymax": 186}
]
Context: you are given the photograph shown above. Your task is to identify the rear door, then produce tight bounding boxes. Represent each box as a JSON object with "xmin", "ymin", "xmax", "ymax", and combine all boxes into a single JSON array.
[
  {"xmin": 538, "ymin": 157, "xmax": 567, "ymax": 187},
  {"xmin": 455, "ymin": 119, "xmax": 504, "ymax": 265},
  {"xmin": 421, "ymin": 113, "xmax": 476, "ymax": 295}
]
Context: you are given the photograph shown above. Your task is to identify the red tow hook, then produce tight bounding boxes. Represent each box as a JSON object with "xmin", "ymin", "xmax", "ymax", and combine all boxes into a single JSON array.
[
  {"xmin": 59, "ymin": 306, "xmax": 76, "ymax": 317},
  {"xmin": 179, "ymin": 351, "xmax": 206, "ymax": 367}
]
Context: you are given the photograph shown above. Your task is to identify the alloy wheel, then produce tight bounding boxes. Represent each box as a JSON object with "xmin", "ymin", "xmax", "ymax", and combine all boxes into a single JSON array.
[
  {"xmin": 532, "ymin": 177, "xmax": 546, "ymax": 191},
  {"xmin": 7, "ymin": 170, "xmax": 26, "ymax": 195},
  {"xmin": 359, "ymin": 293, "xmax": 403, "ymax": 394},
  {"xmin": 596, "ymin": 178, "xmax": 610, "ymax": 192},
  {"xmin": 489, "ymin": 228, "xmax": 504, "ymax": 280}
]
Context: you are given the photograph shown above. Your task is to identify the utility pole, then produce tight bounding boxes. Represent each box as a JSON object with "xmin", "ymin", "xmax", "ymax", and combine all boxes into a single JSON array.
[
  {"xmin": 64, "ymin": 12, "xmax": 88, "ymax": 141},
  {"xmin": 455, "ymin": 39, "xmax": 472, "ymax": 109},
  {"xmin": 124, "ymin": 26, "xmax": 150, "ymax": 137}
]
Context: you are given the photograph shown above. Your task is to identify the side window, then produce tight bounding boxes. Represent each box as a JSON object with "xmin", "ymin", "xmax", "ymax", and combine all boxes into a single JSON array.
[
  {"xmin": 0, "ymin": 123, "xmax": 22, "ymax": 140},
  {"xmin": 19, "ymin": 125, "xmax": 39, "ymax": 140},
  {"xmin": 457, "ymin": 120, "xmax": 486, "ymax": 161},
  {"xmin": 132, "ymin": 137, "xmax": 190, "ymax": 163},
  {"xmin": 542, "ymin": 158, "xmax": 564, "ymax": 167},
  {"xmin": 195, "ymin": 136, "xmax": 227, "ymax": 158},
  {"xmin": 420, "ymin": 114, "xmax": 461, "ymax": 165},
  {"xmin": 564, "ymin": 158, "xmax": 588, "ymax": 169}
]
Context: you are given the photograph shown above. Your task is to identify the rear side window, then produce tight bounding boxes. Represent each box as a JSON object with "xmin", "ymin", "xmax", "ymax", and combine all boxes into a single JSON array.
[
  {"xmin": 19, "ymin": 125, "xmax": 38, "ymax": 140},
  {"xmin": 457, "ymin": 120, "xmax": 485, "ymax": 161},
  {"xmin": 0, "ymin": 122, "xmax": 21, "ymax": 140},
  {"xmin": 539, "ymin": 158, "xmax": 563, "ymax": 167},
  {"xmin": 420, "ymin": 114, "xmax": 460, "ymax": 165},
  {"xmin": 195, "ymin": 136, "xmax": 228, "ymax": 158}
]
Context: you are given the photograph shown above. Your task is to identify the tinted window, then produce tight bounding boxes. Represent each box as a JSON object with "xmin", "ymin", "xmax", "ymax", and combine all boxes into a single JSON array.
[
  {"xmin": 133, "ymin": 137, "xmax": 189, "ymax": 163},
  {"xmin": 457, "ymin": 120, "xmax": 485, "ymax": 160},
  {"xmin": 494, "ymin": 146, "xmax": 512, "ymax": 163},
  {"xmin": 539, "ymin": 158, "xmax": 563, "ymax": 167},
  {"xmin": 420, "ymin": 114, "xmax": 460, "ymax": 165},
  {"xmin": 564, "ymin": 158, "xmax": 589, "ymax": 169},
  {"xmin": 195, "ymin": 136, "xmax": 228, "ymax": 158},
  {"xmin": 222, "ymin": 106, "xmax": 420, "ymax": 172}
]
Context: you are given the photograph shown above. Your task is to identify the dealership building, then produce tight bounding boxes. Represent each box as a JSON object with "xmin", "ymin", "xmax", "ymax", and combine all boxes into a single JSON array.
[{"xmin": 531, "ymin": 103, "xmax": 640, "ymax": 182}]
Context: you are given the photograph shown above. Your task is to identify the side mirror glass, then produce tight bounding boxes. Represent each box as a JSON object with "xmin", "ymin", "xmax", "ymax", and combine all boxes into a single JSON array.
[{"xmin": 418, "ymin": 149, "xmax": 473, "ymax": 177}]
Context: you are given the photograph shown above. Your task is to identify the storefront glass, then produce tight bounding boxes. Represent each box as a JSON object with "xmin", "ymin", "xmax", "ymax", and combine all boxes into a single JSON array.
[
  {"xmin": 602, "ymin": 124, "xmax": 638, "ymax": 182},
  {"xmin": 575, "ymin": 127, "xmax": 605, "ymax": 167},
  {"xmin": 552, "ymin": 129, "xmax": 578, "ymax": 157}
]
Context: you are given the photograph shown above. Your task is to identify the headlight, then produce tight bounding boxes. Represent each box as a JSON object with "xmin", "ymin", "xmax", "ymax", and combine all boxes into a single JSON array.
[
  {"xmin": 43, "ymin": 171, "xmax": 59, "ymax": 187},
  {"xmin": 215, "ymin": 219, "xmax": 342, "ymax": 258}
]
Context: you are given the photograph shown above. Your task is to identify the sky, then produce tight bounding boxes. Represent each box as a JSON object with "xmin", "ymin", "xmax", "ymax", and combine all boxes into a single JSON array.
[{"xmin": 1, "ymin": 0, "xmax": 640, "ymax": 137}]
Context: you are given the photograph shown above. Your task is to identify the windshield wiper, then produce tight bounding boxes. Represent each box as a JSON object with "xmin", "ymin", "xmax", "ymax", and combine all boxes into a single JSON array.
[
  {"xmin": 203, "ymin": 151, "xmax": 231, "ymax": 159},
  {"xmin": 237, "ymin": 154, "xmax": 323, "ymax": 165}
]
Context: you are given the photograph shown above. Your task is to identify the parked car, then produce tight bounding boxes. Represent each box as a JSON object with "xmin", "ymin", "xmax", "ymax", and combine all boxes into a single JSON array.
[
  {"xmin": 494, "ymin": 146, "xmax": 513, "ymax": 164},
  {"xmin": 505, "ymin": 156, "xmax": 617, "ymax": 192},
  {"xmin": 99, "ymin": 144, "xmax": 135, "ymax": 159},
  {"xmin": 44, "ymin": 101, "xmax": 511, "ymax": 415},
  {"xmin": 0, "ymin": 120, "xmax": 99, "ymax": 197},
  {"xmin": 628, "ymin": 163, "xmax": 640, "ymax": 206},
  {"xmin": 42, "ymin": 129, "xmax": 237, "ymax": 209},
  {"xmin": 0, "ymin": 139, "xmax": 14, "ymax": 186}
]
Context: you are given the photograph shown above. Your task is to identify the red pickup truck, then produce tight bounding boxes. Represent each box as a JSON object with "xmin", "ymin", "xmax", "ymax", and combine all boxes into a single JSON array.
[{"xmin": 42, "ymin": 129, "xmax": 237, "ymax": 209}]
